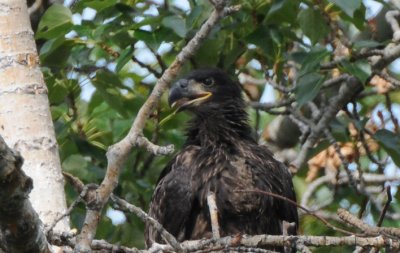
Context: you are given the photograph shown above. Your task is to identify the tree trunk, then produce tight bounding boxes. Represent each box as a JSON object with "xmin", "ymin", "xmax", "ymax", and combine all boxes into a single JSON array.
[{"xmin": 0, "ymin": 0, "xmax": 69, "ymax": 232}]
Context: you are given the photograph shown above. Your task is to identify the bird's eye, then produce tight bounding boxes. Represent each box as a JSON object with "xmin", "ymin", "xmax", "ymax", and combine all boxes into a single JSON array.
[{"xmin": 203, "ymin": 78, "xmax": 214, "ymax": 87}]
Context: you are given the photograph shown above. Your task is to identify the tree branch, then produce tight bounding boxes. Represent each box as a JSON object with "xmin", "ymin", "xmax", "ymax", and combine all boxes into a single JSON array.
[
  {"xmin": 180, "ymin": 234, "xmax": 400, "ymax": 251},
  {"xmin": 338, "ymin": 208, "xmax": 400, "ymax": 238},
  {"xmin": 376, "ymin": 186, "xmax": 393, "ymax": 227},
  {"xmin": 385, "ymin": 10, "xmax": 400, "ymax": 41},
  {"xmin": 50, "ymin": 232, "xmax": 400, "ymax": 252}
]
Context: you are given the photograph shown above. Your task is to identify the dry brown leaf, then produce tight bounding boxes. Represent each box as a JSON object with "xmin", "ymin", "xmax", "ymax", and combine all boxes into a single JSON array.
[
  {"xmin": 306, "ymin": 122, "xmax": 379, "ymax": 182},
  {"xmin": 243, "ymin": 83, "xmax": 260, "ymax": 100},
  {"xmin": 370, "ymin": 75, "xmax": 392, "ymax": 94},
  {"xmin": 332, "ymin": 68, "xmax": 341, "ymax": 78},
  {"xmin": 307, "ymin": 143, "xmax": 357, "ymax": 182}
]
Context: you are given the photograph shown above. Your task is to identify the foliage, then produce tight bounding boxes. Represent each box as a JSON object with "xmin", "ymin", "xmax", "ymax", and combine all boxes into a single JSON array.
[{"xmin": 36, "ymin": 0, "xmax": 400, "ymax": 252}]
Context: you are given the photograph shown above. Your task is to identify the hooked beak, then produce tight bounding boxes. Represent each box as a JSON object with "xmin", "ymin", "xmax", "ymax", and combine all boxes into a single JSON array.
[{"xmin": 168, "ymin": 79, "xmax": 212, "ymax": 112}]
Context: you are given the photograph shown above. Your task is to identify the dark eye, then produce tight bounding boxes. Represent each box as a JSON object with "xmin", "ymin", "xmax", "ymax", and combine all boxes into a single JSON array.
[{"xmin": 203, "ymin": 78, "xmax": 214, "ymax": 86}]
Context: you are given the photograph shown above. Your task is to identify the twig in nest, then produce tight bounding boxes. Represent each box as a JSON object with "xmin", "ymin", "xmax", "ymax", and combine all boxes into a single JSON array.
[{"xmin": 207, "ymin": 192, "xmax": 221, "ymax": 239}]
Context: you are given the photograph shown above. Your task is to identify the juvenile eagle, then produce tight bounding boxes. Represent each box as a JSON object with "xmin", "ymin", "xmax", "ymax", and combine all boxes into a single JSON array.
[{"xmin": 145, "ymin": 68, "xmax": 298, "ymax": 251}]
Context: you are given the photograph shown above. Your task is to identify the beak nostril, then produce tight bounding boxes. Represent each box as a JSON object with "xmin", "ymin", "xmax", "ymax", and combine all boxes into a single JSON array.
[{"xmin": 179, "ymin": 79, "xmax": 188, "ymax": 89}]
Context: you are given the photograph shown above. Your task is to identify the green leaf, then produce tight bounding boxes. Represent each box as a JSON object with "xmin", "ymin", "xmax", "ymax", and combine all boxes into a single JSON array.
[
  {"xmin": 295, "ymin": 72, "xmax": 325, "ymax": 107},
  {"xmin": 292, "ymin": 48, "xmax": 329, "ymax": 77},
  {"xmin": 186, "ymin": 5, "xmax": 205, "ymax": 29},
  {"xmin": 308, "ymin": 140, "xmax": 330, "ymax": 160},
  {"xmin": 330, "ymin": 117, "xmax": 350, "ymax": 142},
  {"xmin": 375, "ymin": 129, "xmax": 400, "ymax": 167},
  {"xmin": 195, "ymin": 38, "xmax": 224, "ymax": 66},
  {"xmin": 339, "ymin": 4, "xmax": 366, "ymax": 30},
  {"xmin": 245, "ymin": 25, "xmax": 273, "ymax": 56},
  {"xmin": 75, "ymin": 0, "xmax": 118, "ymax": 11},
  {"xmin": 340, "ymin": 60, "xmax": 371, "ymax": 83},
  {"xmin": 328, "ymin": 0, "xmax": 362, "ymax": 18},
  {"xmin": 39, "ymin": 38, "xmax": 75, "ymax": 68},
  {"xmin": 298, "ymin": 8, "xmax": 329, "ymax": 45},
  {"xmin": 133, "ymin": 30, "xmax": 158, "ymax": 50},
  {"xmin": 51, "ymin": 105, "xmax": 68, "ymax": 121},
  {"xmin": 353, "ymin": 40, "xmax": 382, "ymax": 50},
  {"xmin": 48, "ymin": 80, "xmax": 68, "ymax": 104},
  {"xmin": 116, "ymin": 46, "xmax": 133, "ymax": 72},
  {"xmin": 92, "ymin": 71, "xmax": 130, "ymax": 117},
  {"xmin": 161, "ymin": 16, "xmax": 187, "ymax": 38},
  {"xmin": 62, "ymin": 154, "xmax": 89, "ymax": 178},
  {"xmin": 36, "ymin": 4, "xmax": 73, "ymax": 39},
  {"xmin": 266, "ymin": 0, "xmax": 299, "ymax": 24}
]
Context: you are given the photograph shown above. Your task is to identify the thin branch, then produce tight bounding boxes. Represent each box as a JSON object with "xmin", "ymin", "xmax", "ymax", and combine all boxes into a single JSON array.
[
  {"xmin": 132, "ymin": 54, "xmax": 162, "ymax": 78},
  {"xmin": 322, "ymin": 74, "xmax": 350, "ymax": 88},
  {"xmin": 137, "ymin": 135, "xmax": 175, "ymax": 155},
  {"xmin": 320, "ymin": 50, "xmax": 384, "ymax": 70},
  {"xmin": 45, "ymin": 186, "xmax": 88, "ymax": 235},
  {"xmin": 301, "ymin": 174, "xmax": 332, "ymax": 208},
  {"xmin": 338, "ymin": 208, "xmax": 400, "ymax": 238},
  {"xmin": 63, "ymin": 172, "xmax": 85, "ymax": 193},
  {"xmin": 323, "ymin": 128, "xmax": 360, "ymax": 192},
  {"xmin": 148, "ymin": 47, "xmax": 168, "ymax": 73},
  {"xmin": 346, "ymin": 107, "xmax": 386, "ymax": 169},
  {"xmin": 110, "ymin": 195, "xmax": 183, "ymax": 252},
  {"xmin": 249, "ymin": 98, "xmax": 294, "ymax": 111},
  {"xmin": 384, "ymin": 93, "xmax": 399, "ymax": 133},
  {"xmin": 378, "ymin": 71, "xmax": 400, "ymax": 88},
  {"xmin": 372, "ymin": 43, "xmax": 400, "ymax": 70},
  {"xmin": 377, "ymin": 186, "xmax": 392, "ymax": 227},
  {"xmin": 265, "ymin": 76, "xmax": 295, "ymax": 93},
  {"xmin": 207, "ymin": 192, "xmax": 220, "ymax": 239},
  {"xmin": 28, "ymin": 0, "xmax": 43, "ymax": 14}
]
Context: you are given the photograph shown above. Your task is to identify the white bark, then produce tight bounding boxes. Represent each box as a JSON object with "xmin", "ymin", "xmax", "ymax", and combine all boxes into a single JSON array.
[{"xmin": 0, "ymin": 0, "xmax": 69, "ymax": 232}]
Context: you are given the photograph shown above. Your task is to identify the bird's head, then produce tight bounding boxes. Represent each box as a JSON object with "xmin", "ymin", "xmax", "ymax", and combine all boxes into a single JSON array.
[{"xmin": 168, "ymin": 68, "xmax": 242, "ymax": 114}]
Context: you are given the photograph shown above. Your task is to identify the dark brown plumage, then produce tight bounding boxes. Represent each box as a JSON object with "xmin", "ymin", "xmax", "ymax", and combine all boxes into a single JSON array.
[{"xmin": 145, "ymin": 68, "xmax": 298, "ymax": 252}]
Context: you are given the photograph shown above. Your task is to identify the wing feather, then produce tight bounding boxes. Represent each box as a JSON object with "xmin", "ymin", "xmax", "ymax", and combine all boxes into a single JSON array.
[
  {"xmin": 249, "ymin": 145, "xmax": 299, "ymax": 233},
  {"xmin": 145, "ymin": 148, "xmax": 196, "ymax": 247}
]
